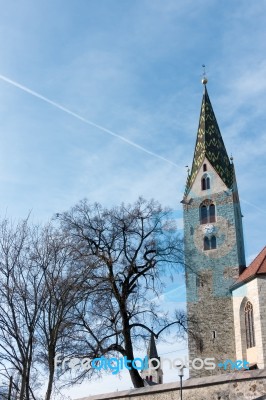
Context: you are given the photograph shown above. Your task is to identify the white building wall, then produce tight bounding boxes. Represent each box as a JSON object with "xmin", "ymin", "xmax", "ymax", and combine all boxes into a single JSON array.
[
  {"xmin": 257, "ymin": 276, "xmax": 266, "ymax": 368},
  {"xmin": 186, "ymin": 157, "xmax": 228, "ymax": 200},
  {"xmin": 232, "ymin": 277, "xmax": 266, "ymax": 368}
]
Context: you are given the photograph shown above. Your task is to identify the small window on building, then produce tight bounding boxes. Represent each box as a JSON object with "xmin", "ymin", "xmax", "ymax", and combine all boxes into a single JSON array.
[
  {"xmin": 196, "ymin": 275, "xmax": 200, "ymax": 287},
  {"xmin": 210, "ymin": 236, "xmax": 217, "ymax": 249},
  {"xmin": 200, "ymin": 205, "xmax": 208, "ymax": 224},
  {"xmin": 200, "ymin": 202, "xmax": 216, "ymax": 225},
  {"xmin": 212, "ymin": 331, "xmax": 216, "ymax": 340},
  {"xmin": 209, "ymin": 204, "xmax": 216, "ymax": 222},
  {"xmin": 201, "ymin": 177, "xmax": 206, "ymax": 190},
  {"xmin": 150, "ymin": 376, "xmax": 153, "ymax": 382},
  {"xmin": 204, "ymin": 236, "xmax": 210, "ymax": 250},
  {"xmin": 146, "ymin": 376, "xmax": 148, "ymax": 380},
  {"xmin": 203, "ymin": 163, "xmax": 207, "ymax": 171},
  {"xmin": 245, "ymin": 301, "xmax": 255, "ymax": 348},
  {"xmin": 196, "ymin": 275, "xmax": 203, "ymax": 287},
  {"xmin": 202, "ymin": 175, "xmax": 210, "ymax": 190}
]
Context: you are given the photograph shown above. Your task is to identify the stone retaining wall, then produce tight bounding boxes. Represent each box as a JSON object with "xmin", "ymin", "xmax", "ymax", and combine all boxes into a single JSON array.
[{"xmin": 76, "ymin": 369, "xmax": 266, "ymax": 400}]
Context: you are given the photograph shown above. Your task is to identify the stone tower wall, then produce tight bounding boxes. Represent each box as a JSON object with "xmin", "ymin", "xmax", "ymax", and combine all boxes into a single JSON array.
[{"xmin": 184, "ymin": 159, "xmax": 245, "ymax": 378}]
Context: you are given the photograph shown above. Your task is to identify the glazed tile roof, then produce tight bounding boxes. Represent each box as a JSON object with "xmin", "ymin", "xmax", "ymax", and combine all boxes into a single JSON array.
[
  {"xmin": 233, "ymin": 246, "xmax": 266, "ymax": 288},
  {"xmin": 185, "ymin": 85, "xmax": 233, "ymax": 195}
]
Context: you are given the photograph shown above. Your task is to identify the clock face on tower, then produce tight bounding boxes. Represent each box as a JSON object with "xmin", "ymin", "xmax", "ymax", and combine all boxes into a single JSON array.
[{"xmin": 202, "ymin": 224, "xmax": 215, "ymax": 235}]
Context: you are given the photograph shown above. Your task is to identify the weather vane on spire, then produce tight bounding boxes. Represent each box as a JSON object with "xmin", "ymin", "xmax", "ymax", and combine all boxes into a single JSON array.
[{"xmin": 202, "ymin": 64, "xmax": 208, "ymax": 85}]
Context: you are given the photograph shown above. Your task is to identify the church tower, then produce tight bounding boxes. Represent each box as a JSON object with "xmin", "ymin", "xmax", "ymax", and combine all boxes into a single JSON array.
[
  {"xmin": 183, "ymin": 78, "xmax": 246, "ymax": 378},
  {"xmin": 141, "ymin": 333, "xmax": 163, "ymax": 385}
]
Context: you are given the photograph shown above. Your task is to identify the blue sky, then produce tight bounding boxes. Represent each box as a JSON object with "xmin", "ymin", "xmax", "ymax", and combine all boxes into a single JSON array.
[{"xmin": 1, "ymin": 0, "xmax": 266, "ymax": 397}]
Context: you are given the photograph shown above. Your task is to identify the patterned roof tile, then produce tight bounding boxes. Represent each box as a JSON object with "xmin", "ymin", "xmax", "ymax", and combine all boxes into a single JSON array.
[{"xmin": 185, "ymin": 86, "xmax": 233, "ymax": 195}]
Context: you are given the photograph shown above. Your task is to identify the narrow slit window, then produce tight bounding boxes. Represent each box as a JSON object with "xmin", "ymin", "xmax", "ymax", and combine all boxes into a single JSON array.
[
  {"xmin": 196, "ymin": 276, "xmax": 200, "ymax": 287},
  {"xmin": 203, "ymin": 163, "xmax": 207, "ymax": 171},
  {"xmin": 201, "ymin": 177, "xmax": 206, "ymax": 190},
  {"xmin": 245, "ymin": 301, "xmax": 255, "ymax": 348}
]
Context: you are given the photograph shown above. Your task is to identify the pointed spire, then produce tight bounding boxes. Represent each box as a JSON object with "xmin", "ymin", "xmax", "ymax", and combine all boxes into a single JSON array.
[
  {"xmin": 185, "ymin": 83, "xmax": 233, "ymax": 195},
  {"xmin": 147, "ymin": 333, "xmax": 159, "ymax": 360}
]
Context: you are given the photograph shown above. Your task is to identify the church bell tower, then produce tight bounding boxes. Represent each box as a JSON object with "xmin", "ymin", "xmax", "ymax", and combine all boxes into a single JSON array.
[
  {"xmin": 183, "ymin": 78, "xmax": 246, "ymax": 378},
  {"xmin": 141, "ymin": 333, "xmax": 163, "ymax": 385}
]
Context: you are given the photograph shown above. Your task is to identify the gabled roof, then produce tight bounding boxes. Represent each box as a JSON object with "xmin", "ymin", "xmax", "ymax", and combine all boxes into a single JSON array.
[
  {"xmin": 185, "ymin": 85, "xmax": 233, "ymax": 195},
  {"xmin": 232, "ymin": 246, "xmax": 266, "ymax": 288}
]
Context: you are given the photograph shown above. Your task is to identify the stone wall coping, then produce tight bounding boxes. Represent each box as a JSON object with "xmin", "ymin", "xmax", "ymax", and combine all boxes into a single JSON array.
[{"xmin": 75, "ymin": 369, "xmax": 266, "ymax": 400}]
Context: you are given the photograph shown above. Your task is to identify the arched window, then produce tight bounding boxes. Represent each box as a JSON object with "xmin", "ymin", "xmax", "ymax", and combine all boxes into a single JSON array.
[
  {"xmin": 209, "ymin": 204, "xmax": 216, "ymax": 222},
  {"xmin": 203, "ymin": 163, "xmax": 207, "ymax": 171},
  {"xmin": 245, "ymin": 301, "xmax": 255, "ymax": 348},
  {"xmin": 204, "ymin": 236, "xmax": 210, "ymax": 250},
  {"xmin": 210, "ymin": 236, "xmax": 216, "ymax": 249},
  {"xmin": 204, "ymin": 236, "xmax": 216, "ymax": 251},
  {"xmin": 201, "ymin": 174, "xmax": 210, "ymax": 190},
  {"xmin": 200, "ymin": 202, "xmax": 216, "ymax": 224}
]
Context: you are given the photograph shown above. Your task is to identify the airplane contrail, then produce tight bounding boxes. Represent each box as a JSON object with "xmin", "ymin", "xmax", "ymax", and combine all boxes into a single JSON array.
[
  {"xmin": 0, "ymin": 74, "xmax": 180, "ymax": 168},
  {"xmin": 1, "ymin": 74, "xmax": 265, "ymax": 217}
]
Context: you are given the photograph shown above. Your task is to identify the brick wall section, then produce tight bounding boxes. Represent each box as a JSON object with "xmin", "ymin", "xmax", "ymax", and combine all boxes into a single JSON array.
[{"xmin": 75, "ymin": 369, "xmax": 266, "ymax": 400}]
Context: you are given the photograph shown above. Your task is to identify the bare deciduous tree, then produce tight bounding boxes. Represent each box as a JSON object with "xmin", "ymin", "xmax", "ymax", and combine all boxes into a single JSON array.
[
  {"xmin": 35, "ymin": 226, "xmax": 96, "ymax": 400},
  {"xmin": 0, "ymin": 220, "xmax": 95, "ymax": 399},
  {"xmin": 58, "ymin": 197, "xmax": 186, "ymax": 388},
  {"xmin": 0, "ymin": 197, "xmax": 188, "ymax": 394},
  {"xmin": 0, "ymin": 219, "xmax": 45, "ymax": 400}
]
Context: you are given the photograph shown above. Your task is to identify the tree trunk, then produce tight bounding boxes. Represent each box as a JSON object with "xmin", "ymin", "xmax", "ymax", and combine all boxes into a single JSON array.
[
  {"xmin": 45, "ymin": 349, "xmax": 56, "ymax": 400},
  {"xmin": 128, "ymin": 367, "xmax": 145, "ymax": 388},
  {"xmin": 122, "ymin": 316, "xmax": 144, "ymax": 388},
  {"xmin": 7, "ymin": 376, "xmax": 13, "ymax": 400}
]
